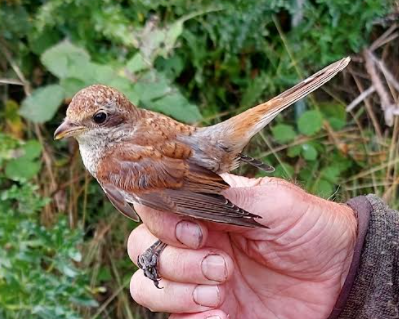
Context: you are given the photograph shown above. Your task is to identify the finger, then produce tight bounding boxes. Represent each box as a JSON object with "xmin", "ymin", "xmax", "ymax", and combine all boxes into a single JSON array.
[
  {"xmin": 169, "ymin": 310, "xmax": 228, "ymax": 319},
  {"xmin": 134, "ymin": 203, "xmax": 208, "ymax": 249},
  {"xmin": 130, "ymin": 271, "xmax": 225, "ymax": 313},
  {"xmin": 128, "ymin": 225, "xmax": 234, "ymax": 284}
]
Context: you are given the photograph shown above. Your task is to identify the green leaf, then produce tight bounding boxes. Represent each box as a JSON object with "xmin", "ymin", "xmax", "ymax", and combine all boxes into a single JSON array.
[
  {"xmin": 70, "ymin": 296, "xmax": 99, "ymax": 307},
  {"xmin": 106, "ymin": 78, "xmax": 134, "ymax": 98},
  {"xmin": 20, "ymin": 85, "xmax": 65, "ymax": 123},
  {"xmin": 287, "ymin": 145, "xmax": 301, "ymax": 157},
  {"xmin": 151, "ymin": 93, "xmax": 202, "ymax": 123},
  {"xmin": 328, "ymin": 118, "xmax": 346, "ymax": 130},
  {"xmin": 5, "ymin": 158, "xmax": 41, "ymax": 180},
  {"xmin": 321, "ymin": 166, "xmax": 341, "ymax": 183},
  {"xmin": 60, "ymin": 78, "xmax": 86, "ymax": 98},
  {"xmin": 271, "ymin": 124, "xmax": 296, "ymax": 143},
  {"xmin": 301, "ymin": 143, "xmax": 318, "ymax": 161},
  {"xmin": 155, "ymin": 55, "xmax": 185, "ymax": 80},
  {"xmin": 140, "ymin": 28, "xmax": 165, "ymax": 61},
  {"xmin": 133, "ymin": 72, "xmax": 172, "ymax": 103},
  {"xmin": 97, "ymin": 267, "xmax": 112, "ymax": 281},
  {"xmin": 89, "ymin": 63, "xmax": 116, "ymax": 84},
  {"xmin": 126, "ymin": 53, "xmax": 149, "ymax": 74},
  {"xmin": 315, "ymin": 180, "xmax": 334, "ymax": 198},
  {"xmin": 68, "ymin": 249, "xmax": 82, "ymax": 262},
  {"xmin": 57, "ymin": 263, "xmax": 78, "ymax": 278},
  {"xmin": 163, "ymin": 20, "xmax": 184, "ymax": 54},
  {"xmin": 28, "ymin": 27, "xmax": 61, "ymax": 55},
  {"xmin": 298, "ymin": 110, "xmax": 323, "ymax": 136},
  {"xmin": 21, "ymin": 140, "xmax": 42, "ymax": 160},
  {"xmin": 41, "ymin": 40, "xmax": 90, "ymax": 79},
  {"xmin": 273, "ymin": 163, "xmax": 294, "ymax": 179},
  {"xmin": 319, "ymin": 103, "xmax": 347, "ymax": 130}
]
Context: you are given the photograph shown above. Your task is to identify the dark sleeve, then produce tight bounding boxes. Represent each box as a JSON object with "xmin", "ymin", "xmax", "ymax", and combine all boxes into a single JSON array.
[{"xmin": 328, "ymin": 195, "xmax": 399, "ymax": 319}]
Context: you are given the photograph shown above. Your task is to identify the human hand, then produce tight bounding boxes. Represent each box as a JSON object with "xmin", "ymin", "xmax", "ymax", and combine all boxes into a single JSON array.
[{"xmin": 128, "ymin": 174, "xmax": 357, "ymax": 319}]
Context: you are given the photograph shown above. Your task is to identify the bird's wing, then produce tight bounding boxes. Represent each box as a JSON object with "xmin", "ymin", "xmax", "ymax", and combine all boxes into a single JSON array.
[
  {"xmin": 101, "ymin": 183, "xmax": 140, "ymax": 222},
  {"xmin": 97, "ymin": 146, "xmax": 265, "ymax": 228}
]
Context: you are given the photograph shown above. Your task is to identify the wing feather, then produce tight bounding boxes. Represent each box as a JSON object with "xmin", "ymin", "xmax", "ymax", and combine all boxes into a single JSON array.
[
  {"xmin": 97, "ymin": 146, "xmax": 266, "ymax": 228},
  {"xmin": 102, "ymin": 184, "xmax": 140, "ymax": 221}
]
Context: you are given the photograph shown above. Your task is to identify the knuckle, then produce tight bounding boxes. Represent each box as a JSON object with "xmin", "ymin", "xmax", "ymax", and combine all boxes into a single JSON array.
[
  {"xmin": 127, "ymin": 224, "xmax": 148, "ymax": 262},
  {"xmin": 130, "ymin": 273, "xmax": 144, "ymax": 304},
  {"xmin": 130, "ymin": 272, "xmax": 158, "ymax": 312}
]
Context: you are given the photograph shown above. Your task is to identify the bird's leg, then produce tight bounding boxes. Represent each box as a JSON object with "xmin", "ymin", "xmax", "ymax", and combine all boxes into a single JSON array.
[{"xmin": 137, "ymin": 239, "xmax": 167, "ymax": 289}]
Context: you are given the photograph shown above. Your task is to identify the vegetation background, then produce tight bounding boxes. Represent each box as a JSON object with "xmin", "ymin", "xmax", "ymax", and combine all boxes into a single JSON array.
[{"xmin": 0, "ymin": 0, "xmax": 398, "ymax": 318}]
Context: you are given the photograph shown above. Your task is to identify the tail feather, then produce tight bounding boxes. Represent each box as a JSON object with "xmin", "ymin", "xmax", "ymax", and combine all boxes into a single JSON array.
[{"xmin": 223, "ymin": 57, "xmax": 350, "ymax": 146}]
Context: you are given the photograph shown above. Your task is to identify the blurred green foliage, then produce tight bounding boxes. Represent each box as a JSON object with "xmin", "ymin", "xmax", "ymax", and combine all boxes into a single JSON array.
[
  {"xmin": 0, "ymin": 0, "xmax": 397, "ymax": 318},
  {"xmin": 0, "ymin": 134, "xmax": 97, "ymax": 319},
  {"xmin": 1, "ymin": 0, "xmax": 392, "ymax": 122}
]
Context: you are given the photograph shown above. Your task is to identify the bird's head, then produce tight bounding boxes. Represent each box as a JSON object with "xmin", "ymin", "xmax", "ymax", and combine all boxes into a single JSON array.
[{"xmin": 54, "ymin": 85, "xmax": 138, "ymax": 144}]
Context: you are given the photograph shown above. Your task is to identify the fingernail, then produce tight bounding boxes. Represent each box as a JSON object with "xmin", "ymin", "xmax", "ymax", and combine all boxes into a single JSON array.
[
  {"xmin": 193, "ymin": 285, "xmax": 220, "ymax": 307},
  {"xmin": 201, "ymin": 254, "xmax": 227, "ymax": 282},
  {"xmin": 175, "ymin": 220, "xmax": 203, "ymax": 248}
]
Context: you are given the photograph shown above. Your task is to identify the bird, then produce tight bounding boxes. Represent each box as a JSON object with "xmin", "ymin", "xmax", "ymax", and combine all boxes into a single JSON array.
[{"xmin": 54, "ymin": 57, "xmax": 350, "ymax": 287}]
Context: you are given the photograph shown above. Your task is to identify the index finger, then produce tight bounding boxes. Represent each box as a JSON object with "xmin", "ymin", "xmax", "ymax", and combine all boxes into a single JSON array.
[{"xmin": 134, "ymin": 203, "xmax": 209, "ymax": 249}]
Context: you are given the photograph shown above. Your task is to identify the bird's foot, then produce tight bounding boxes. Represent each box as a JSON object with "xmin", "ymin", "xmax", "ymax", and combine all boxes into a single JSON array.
[{"xmin": 137, "ymin": 239, "xmax": 167, "ymax": 289}]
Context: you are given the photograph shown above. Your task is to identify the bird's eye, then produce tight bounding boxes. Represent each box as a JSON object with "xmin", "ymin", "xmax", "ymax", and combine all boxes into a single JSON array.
[{"xmin": 93, "ymin": 112, "xmax": 107, "ymax": 124}]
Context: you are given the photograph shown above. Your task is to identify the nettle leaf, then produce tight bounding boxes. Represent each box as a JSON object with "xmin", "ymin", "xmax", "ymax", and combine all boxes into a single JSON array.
[
  {"xmin": 140, "ymin": 28, "xmax": 165, "ymax": 61},
  {"xmin": 155, "ymin": 55, "xmax": 185, "ymax": 80},
  {"xmin": 106, "ymin": 78, "xmax": 134, "ymax": 97},
  {"xmin": 321, "ymin": 165, "xmax": 341, "ymax": 183},
  {"xmin": 95, "ymin": 64, "xmax": 118, "ymax": 83},
  {"xmin": 66, "ymin": 61, "xmax": 97, "ymax": 83},
  {"xmin": 271, "ymin": 124, "xmax": 296, "ymax": 143},
  {"xmin": 134, "ymin": 72, "xmax": 172, "ymax": 103},
  {"xmin": 301, "ymin": 143, "xmax": 318, "ymax": 161},
  {"xmin": 41, "ymin": 40, "xmax": 90, "ymax": 79},
  {"xmin": 60, "ymin": 78, "xmax": 87, "ymax": 97},
  {"xmin": 298, "ymin": 110, "xmax": 323, "ymax": 136},
  {"xmin": 5, "ymin": 158, "xmax": 41, "ymax": 180},
  {"xmin": 20, "ymin": 85, "xmax": 65, "ymax": 123},
  {"xmin": 152, "ymin": 93, "xmax": 202, "ymax": 123},
  {"xmin": 21, "ymin": 140, "xmax": 42, "ymax": 160},
  {"xmin": 126, "ymin": 52, "xmax": 150, "ymax": 74},
  {"xmin": 140, "ymin": 20, "xmax": 183, "ymax": 61},
  {"xmin": 162, "ymin": 20, "xmax": 184, "ymax": 54},
  {"xmin": 138, "ymin": 10, "xmax": 210, "ymax": 62},
  {"xmin": 315, "ymin": 180, "xmax": 334, "ymax": 198},
  {"xmin": 131, "ymin": 70, "xmax": 201, "ymax": 123}
]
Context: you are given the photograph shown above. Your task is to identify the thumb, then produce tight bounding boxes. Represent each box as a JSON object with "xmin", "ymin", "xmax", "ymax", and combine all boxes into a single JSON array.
[{"xmin": 220, "ymin": 174, "xmax": 323, "ymax": 228}]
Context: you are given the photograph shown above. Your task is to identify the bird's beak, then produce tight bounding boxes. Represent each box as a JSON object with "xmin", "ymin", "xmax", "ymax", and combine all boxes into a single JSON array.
[{"xmin": 54, "ymin": 120, "xmax": 85, "ymax": 140}]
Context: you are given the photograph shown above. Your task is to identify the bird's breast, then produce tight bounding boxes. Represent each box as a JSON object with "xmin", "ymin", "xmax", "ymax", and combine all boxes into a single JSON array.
[{"xmin": 78, "ymin": 142, "xmax": 104, "ymax": 177}]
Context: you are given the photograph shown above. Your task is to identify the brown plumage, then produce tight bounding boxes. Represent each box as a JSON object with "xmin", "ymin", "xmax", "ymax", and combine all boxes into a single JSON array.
[{"xmin": 55, "ymin": 57, "xmax": 350, "ymax": 228}]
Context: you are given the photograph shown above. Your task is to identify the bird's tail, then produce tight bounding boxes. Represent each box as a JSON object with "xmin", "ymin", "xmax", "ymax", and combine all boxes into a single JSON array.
[{"xmin": 217, "ymin": 57, "xmax": 350, "ymax": 149}]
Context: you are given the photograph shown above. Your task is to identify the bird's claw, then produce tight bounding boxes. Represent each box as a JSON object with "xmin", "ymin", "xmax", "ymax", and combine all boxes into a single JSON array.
[{"xmin": 137, "ymin": 240, "xmax": 167, "ymax": 289}]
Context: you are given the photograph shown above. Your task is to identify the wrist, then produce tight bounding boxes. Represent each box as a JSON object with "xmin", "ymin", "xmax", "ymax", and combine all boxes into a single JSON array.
[
  {"xmin": 327, "ymin": 196, "xmax": 372, "ymax": 319},
  {"xmin": 338, "ymin": 204, "xmax": 358, "ymax": 287}
]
